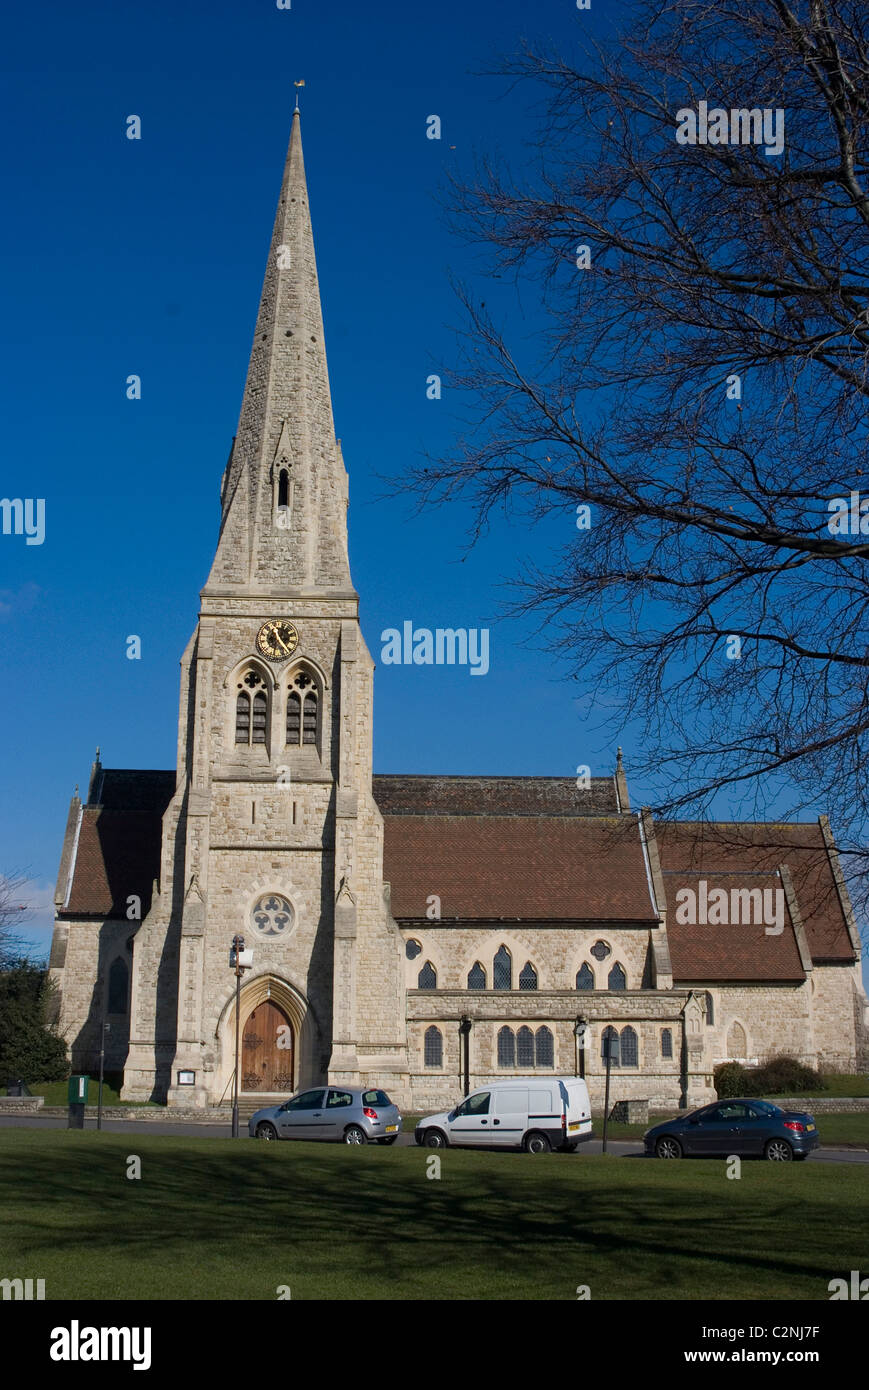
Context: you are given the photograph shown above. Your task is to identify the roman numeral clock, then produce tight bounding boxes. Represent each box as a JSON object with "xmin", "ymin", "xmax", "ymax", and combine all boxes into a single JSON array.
[{"xmin": 256, "ymin": 620, "xmax": 299, "ymax": 662}]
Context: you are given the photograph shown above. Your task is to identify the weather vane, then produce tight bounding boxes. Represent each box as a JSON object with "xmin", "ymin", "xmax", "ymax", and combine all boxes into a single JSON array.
[{"xmin": 294, "ymin": 79, "xmax": 305, "ymax": 112}]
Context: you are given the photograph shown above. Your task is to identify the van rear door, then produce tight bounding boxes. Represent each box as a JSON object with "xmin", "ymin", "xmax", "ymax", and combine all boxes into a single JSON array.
[{"xmin": 562, "ymin": 1079, "xmax": 593, "ymax": 1139}]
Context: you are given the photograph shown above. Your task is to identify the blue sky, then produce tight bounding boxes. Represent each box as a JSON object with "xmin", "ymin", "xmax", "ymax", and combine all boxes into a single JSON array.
[{"xmin": 1, "ymin": 0, "xmax": 863, "ymax": 981}]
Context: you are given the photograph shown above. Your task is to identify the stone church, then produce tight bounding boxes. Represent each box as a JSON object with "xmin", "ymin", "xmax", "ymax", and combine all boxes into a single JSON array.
[{"xmin": 48, "ymin": 114, "xmax": 869, "ymax": 1113}]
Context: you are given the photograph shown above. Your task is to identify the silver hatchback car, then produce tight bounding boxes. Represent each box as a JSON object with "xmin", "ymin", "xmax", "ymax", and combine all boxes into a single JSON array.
[{"xmin": 249, "ymin": 1086, "xmax": 402, "ymax": 1145}]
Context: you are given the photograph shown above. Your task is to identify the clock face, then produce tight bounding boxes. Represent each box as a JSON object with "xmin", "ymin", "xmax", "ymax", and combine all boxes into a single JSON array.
[{"xmin": 256, "ymin": 620, "xmax": 299, "ymax": 662}]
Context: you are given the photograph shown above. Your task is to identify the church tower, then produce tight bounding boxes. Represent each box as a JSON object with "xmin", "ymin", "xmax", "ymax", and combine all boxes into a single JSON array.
[{"xmin": 121, "ymin": 112, "xmax": 407, "ymax": 1106}]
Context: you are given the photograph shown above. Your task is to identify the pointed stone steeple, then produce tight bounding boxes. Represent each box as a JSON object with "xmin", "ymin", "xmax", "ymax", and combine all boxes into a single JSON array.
[{"xmin": 205, "ymin": 111, "xmax": 352, "ymax": 595}]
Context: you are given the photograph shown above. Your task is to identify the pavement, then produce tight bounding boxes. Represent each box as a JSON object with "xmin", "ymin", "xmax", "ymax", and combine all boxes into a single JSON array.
[{"xmin": 1, "ymin": 1113, "xmax": 867, "ymax": 1160}]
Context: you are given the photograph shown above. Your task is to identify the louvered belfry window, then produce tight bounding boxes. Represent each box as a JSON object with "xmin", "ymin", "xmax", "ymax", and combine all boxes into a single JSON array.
[
  {"xmin": 236, "ymin": 670, "xmax": 266, "ymax": 746},
  {"xmin": 302, "ymin": 692, "xmax": 318, "ymax": 744},
  {"xmin": 286, "ymin": 691, "xmax": 301, "ymax": 743},
  {"xmin": 235, "ymin": 693, "xmax": 251, "ymax": 744},
  {"xmin": 252, "ymin": 691, "xmax": 267, "ymax": 743},
  {"xmin": 286, "ymin": 671, "xmax": 319, "ymax": 747}
]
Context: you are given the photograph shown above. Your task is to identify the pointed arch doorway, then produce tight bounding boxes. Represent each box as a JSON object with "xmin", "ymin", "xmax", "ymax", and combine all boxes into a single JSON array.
[{"xmin": 241, "ymin": 1000, "xmax": 294, "ymax": 1093}]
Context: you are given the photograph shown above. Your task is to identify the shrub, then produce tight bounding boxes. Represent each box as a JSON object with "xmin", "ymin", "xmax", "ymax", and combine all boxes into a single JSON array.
[
  {"xmin": 714, "ymin": 1062, "xmax": 747, "ymax": 1097},
  {"xmin": 753, "ymin": 1054, "xmax": 827, "ymax": 1095}
]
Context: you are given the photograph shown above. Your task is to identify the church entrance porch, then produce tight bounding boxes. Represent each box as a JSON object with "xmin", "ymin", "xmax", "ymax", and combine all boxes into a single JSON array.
[
  {"xmin": 213, "ymin": 972, "xmax": 323, "ymax": 1106},
  {"xmin": 241, "ymin": 1000, "xmax": 294, "ymax": 1093}
]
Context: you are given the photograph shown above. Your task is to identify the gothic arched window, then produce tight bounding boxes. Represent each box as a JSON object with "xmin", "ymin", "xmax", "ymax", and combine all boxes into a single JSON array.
[
  {"xmin": 519, "ymin": 961, "xmax": 538, "ymax": 991},
  {"xmin": 497, "ymin": 1026, "xmax": 515, "ymax": 1067},
  {"xmin": 517, "ymin": 1025, "xmax": 534, "ymax": 1068},
  {"xmin": 601, "ymin": 1025, "xmax": 620, "ymax": 1067},
  {"xmin": 705, "ymin": 991, "xmax": 715, "ymax": 1026},
  {"xmin": 661, "ymin": 1028, "xmax": 673, "ymax": 1059},
  {"xmin": 608, "ymin": 962, "xmax": 627, "ymax": 991},
  {"xmin": 535, "ymin": 1026, "xmax": 554, "ymax": 1068},
  {"xmin": 278, "ymin": 469, "xmax": 290, "ymax": 509},
  {"xmin": 467, "ymin": 962, "xmax": 486, "ymax": 990},
  {"xmin": 235, "ymin": 670, "xmax": 268, "ymax": 745},
  {"xmin": 424, "ymin": 1026, "xmax": 443, "ymax": 1067},
  {"xmin": 286, "ymin": 670, "xmax": 320, "ymax": 748},
  {"xmin": 576, "ymin": 962, "xmax": 594, "ymax": 991},
  {"xmin": 620, "ymin": 1025, "xmax": 639, "ymax": 1068},
  {"xmin": 493, "ymin": 945, "xmax": 512, "ymax": 990},
  {"xmin": 418, "ymin": 961, "xmax": 437, "ymax": 990},
  {"xmin": 107, "ymin": 956, "xmax": 128, "ymax": 1015}
]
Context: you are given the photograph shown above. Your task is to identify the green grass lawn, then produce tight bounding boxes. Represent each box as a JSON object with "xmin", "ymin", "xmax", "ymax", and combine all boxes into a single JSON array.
[{"xmin": 1, "ymin": 1129, "xmax": 866, "ymax": 1300}]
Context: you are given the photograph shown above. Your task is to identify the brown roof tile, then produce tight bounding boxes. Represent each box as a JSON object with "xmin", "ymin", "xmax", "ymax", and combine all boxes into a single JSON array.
[
  {"xmin": 382, "ymin": 814, "xmax": 654, "ymax": 921},
  {"xmin": 655, "ymin": 821, "xmax": 856, "ymax": 978}
]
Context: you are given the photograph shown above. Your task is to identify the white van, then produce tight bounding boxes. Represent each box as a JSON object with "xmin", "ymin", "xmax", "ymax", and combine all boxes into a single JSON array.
[{"xmin": 414, "ymin": 1077, "xmax": 593, "ymax": 1154}]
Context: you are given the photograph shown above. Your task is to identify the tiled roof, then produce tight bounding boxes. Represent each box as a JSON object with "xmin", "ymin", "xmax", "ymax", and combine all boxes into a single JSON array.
[
  {"xmin": 60, "ymin": 771, "xmax": 175, "ymax": 919},
  {"xmin": 655, "ymin": 821, "xmax": 856, "ymax": 979},
  {"xmin": 57, "ymin": 770, "xmax": 858, "ymax": 982},
  {"xmin": 382, "ymin": 814, "xmax": 655, "ymax": 921},
  {"xmin": 372, "ymin": 774, "xmax": 618, "ymax": 816}
]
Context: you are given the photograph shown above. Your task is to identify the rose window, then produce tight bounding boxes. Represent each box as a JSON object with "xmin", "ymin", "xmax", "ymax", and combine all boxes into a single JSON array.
[{"xmin": 251, "ymin": 893, "xmax": 295, "ymax": 938}]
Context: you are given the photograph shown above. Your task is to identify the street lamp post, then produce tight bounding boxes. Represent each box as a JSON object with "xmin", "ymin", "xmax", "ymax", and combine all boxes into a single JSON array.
[
  {"xmin": 574, "ymin": 1017, "xmax": 588, "ymax": 1079},
  {"xmin": 601, "ymin": 1031, "xmax": 620, "ymax": 1154},
  {"xmin": 97, "ymin": 1020, "xmax": 110, "ymax": 1131},
  {"xmin": 230, "ymin": 935, "xmax": 252, "ymax": 1139},
  {"xmin": 458, "ymin": 1016, "xmax": 472, "ymax": 1098}
]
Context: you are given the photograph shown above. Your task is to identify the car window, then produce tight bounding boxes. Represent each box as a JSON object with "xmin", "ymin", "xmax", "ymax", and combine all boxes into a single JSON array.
[
  {"xmin": 327, "ymin": 1090, "xmax": 353, "ymax": 1108},
  {"xmin": 716, "ymin": 1103, "xmax": 749, "ymax": 1121},
  {"xmin": 361, "ymin": 1089, "xmax": 391, "ymax": 1107},
  {"xmin": 456, "ymin": 1091, "xmax": 490, "ymax": 1117},
  {"xmin": 751, "ymin": 1100, "xmax": 783, "ymax": 1117},
  {"xmin": 287, "ymin": 1089, "xmax": 326, "ymax": 1110}
]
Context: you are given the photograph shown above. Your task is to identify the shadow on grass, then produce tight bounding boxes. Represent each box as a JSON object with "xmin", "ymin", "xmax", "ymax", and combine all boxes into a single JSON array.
[{"xmin": 1, "ymin": 1132, "xmax": 864, "ymax": 1298}]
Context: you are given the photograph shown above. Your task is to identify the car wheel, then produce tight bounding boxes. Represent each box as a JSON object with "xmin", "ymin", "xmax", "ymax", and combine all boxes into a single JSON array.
[
  {"xmin": 344, "ymin": 1125, "xmax": 367, "ymax": 1145},
  {"xmin": 655, "ymin": 1135, "xmax": 682, "ymax": 1159},
  {"xmin": 377, "ymin": 1136, "xmax": 398, "ymax": 1145},
  {"xmin": 424, "ymin": 1128, "xmax": 448, "ymax": 1148},
  {"xmin": 523, "ymin": 1131, "xmax": 552, "ymax": 1155},
  {"xmin": 255, "ymin": 1122, "xmax": 278, "ymax": 1141},
  {"xmin": 765, "ymin": 1138, "xmax": 793, "ymax": 1162}
]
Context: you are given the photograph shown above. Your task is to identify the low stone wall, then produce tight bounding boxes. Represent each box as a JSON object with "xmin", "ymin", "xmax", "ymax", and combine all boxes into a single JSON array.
[
  {"xmin": 0, "ymin": 1104, "xmax": 232, "ymax": 1123},
  {"xmin": 0, "ymin": 1097, "xmax": 44, "ymax": 1112},
  {"xmin": 774, "ymin": 1096, "xmax": 869, "ymax": 1112}
]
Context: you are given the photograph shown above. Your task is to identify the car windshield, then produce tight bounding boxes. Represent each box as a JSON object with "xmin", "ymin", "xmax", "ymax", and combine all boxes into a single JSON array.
[{"xmin": 362, "ymin": 1089, "xmax": 392, "ymax": 1107}]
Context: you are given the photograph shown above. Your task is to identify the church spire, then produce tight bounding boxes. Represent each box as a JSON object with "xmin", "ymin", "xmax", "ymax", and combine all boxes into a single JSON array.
[{"xmin": 205, "ymin": 111, "xmax": 352, "ymax": 594}]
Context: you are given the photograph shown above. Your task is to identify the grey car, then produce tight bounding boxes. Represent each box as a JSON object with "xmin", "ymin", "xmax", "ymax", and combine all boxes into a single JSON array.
[{"xmin": 248, "ymin": 1086, "xmax": 402, "ymax": 1145}]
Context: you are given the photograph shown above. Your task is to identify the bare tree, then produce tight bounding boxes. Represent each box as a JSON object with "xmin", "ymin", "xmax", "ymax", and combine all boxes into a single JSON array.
[
  {"xmin": 407, "ymin": 0, "xmax": 869, "ymax": 900},
  {"xmin": 0, "ymin": 872, "xmax": 34, "ymax": 969}
]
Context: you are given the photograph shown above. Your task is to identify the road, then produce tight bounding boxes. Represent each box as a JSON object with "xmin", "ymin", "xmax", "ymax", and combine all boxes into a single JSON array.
[{"xmin": 1, "ymin": 1114, "xmax": 867, "ymax": 1161}]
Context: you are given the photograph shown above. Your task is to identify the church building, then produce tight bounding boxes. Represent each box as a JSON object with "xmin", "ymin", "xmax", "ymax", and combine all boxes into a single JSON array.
[{"xmin": 48, "ymin": 114, "xmax": 869, "ymax": 1113}]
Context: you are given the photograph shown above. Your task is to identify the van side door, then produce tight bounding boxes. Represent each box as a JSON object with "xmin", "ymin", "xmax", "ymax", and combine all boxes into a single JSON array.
[{"xmin": 491, "ymin": 1089, "xmax": 529, "ymax": 1146}]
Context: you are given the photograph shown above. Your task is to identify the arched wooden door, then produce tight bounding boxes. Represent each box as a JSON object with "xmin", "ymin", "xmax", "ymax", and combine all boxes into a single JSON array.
[{"xmin": 241, "ymin": 1000, "xmax": 294, "ymax": 1092}]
